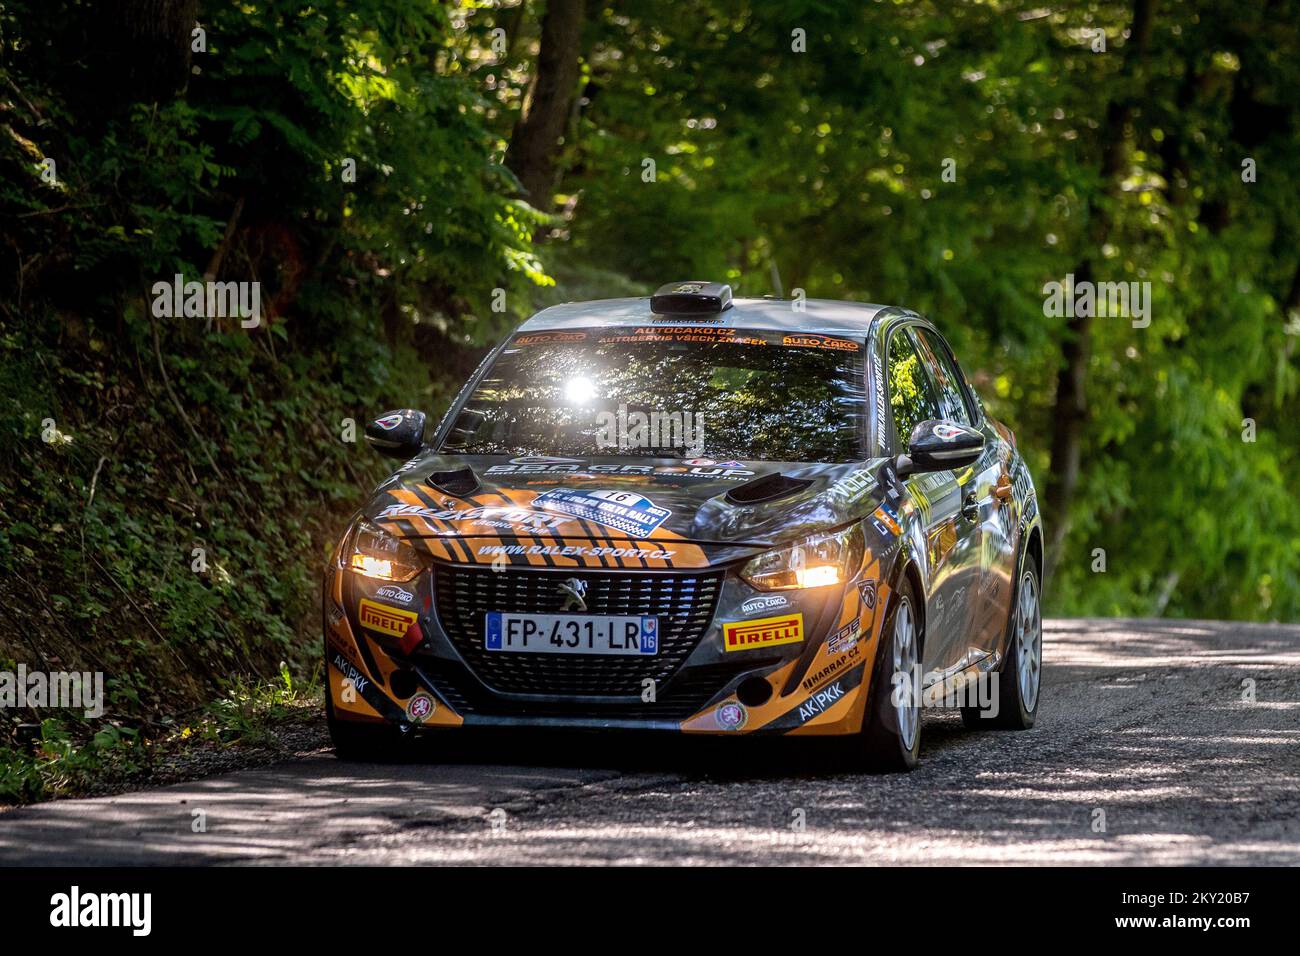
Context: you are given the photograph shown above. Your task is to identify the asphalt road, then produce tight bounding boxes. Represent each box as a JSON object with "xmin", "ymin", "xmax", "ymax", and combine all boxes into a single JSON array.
[{"xmin": 1, "ymin": 617, "xmax": 1297, "ymax": 866}]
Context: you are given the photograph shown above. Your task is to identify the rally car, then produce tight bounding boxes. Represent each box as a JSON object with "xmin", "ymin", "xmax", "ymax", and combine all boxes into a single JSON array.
[{"xmin": 324, "ymin": 281, "xmax": 1043, "ymax": 769}]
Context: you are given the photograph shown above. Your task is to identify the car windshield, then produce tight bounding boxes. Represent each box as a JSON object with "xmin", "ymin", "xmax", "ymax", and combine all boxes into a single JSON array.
[{"xmin": 439, "ymin": 326, "xmax": 866, "ymax": 463}]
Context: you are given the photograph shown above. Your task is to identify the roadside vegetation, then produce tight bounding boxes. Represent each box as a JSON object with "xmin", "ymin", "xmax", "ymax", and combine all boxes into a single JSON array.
[{"xmin": 0, "ymin": 664, "xmax": 321, "ymax": 803}]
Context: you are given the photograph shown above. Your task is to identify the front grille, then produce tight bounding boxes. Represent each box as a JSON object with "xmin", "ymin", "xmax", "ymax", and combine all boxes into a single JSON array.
[
  {"xmin": 433, "ymin": 563, "xmax": 725, "ymax": 697},
  {"xmin": 416, "ymin": 655, "xmax": 773, "ymax": 721}
]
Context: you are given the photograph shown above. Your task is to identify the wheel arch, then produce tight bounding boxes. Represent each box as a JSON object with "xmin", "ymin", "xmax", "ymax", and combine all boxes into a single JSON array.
[
  {"xmin": 1024, "ymin": 522, "xmax": 1043, "ymax": 579},
  {"xmin": 1001, "ymin": 514, "xmax": 1044, "ymax": 663},
  {"xmin": 887, "ymin": 556, "xmax": 927, "ymax": 659}
]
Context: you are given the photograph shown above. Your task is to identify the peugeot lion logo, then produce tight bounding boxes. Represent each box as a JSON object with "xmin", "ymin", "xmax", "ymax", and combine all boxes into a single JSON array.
[{"xmin": 558, "ymin": 578, "xmax": 588, "ymax": 613}]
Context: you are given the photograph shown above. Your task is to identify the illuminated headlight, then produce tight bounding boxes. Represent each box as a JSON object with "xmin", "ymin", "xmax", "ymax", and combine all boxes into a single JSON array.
[
  {"xmin": 740, "ymin": 524, "xmax": 865, "ymax": 591},
  {"xmin": 344, "ymin": 520, "xmax": 425, "ymax": 582}
]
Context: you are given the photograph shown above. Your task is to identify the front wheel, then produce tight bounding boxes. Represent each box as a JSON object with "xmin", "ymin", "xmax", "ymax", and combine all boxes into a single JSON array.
[
  {"xmin": 962, "ymin": 559, "xmax": 1042, "ymax": 730},
  {"xmin": 859, "ymin": 576, "xmax": 923, "ymax": 770},
  {"xmin": 326, "ymin": 686, "xmax": 410, "ymax": 761}
]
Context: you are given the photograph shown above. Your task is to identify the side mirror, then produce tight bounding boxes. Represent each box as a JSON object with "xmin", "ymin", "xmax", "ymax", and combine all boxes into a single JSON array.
[
  {"xmin": 364, "ymin": 409, "xmax": 427, "ymax": 461},
  {"xmin": 896, "ymin": 419, "xmax": 983, "ymax": 476}
]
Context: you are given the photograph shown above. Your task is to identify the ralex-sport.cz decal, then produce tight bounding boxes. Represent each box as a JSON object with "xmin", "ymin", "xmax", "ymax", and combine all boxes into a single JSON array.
[
  {"xmin": 532, "ymin": 488, "xmax": 671, "ymax": 536},
  {"xmin": 476, "ymin": 543, "xmax": 676, "ymax": 561},
  {"xmin": 486, "ymin": 461, "xmax": 756, "ymax": 480},
  {"xmin": 722, "ymin": 613, "xmax": 804, "ymax": 652},
  {"xmin": 357, "ymin": 599, "xmax": 419, "ymax": 638}
]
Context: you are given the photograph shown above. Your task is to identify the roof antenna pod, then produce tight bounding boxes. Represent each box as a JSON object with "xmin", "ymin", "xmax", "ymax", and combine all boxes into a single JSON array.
[{"xmin": 650, "ymin": 281, "xmax": 733, "ymax": 316}]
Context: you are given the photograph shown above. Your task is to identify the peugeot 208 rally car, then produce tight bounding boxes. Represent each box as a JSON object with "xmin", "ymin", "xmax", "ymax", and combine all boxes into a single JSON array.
[{"xmin": 324, "ymin": 281, "xmax": 1043, "ymax": 769}]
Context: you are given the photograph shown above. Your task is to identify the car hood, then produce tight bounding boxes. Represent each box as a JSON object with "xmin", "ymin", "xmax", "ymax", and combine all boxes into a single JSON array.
[{"xmin": 365, "ymin": 453, "xmax": 888, "ymax": 549}]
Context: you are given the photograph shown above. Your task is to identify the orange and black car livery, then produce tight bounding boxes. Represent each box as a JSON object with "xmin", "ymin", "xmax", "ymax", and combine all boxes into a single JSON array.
[{"xmin": 325, "ymin": 282, "xmax": 1044, "ymax": 769}]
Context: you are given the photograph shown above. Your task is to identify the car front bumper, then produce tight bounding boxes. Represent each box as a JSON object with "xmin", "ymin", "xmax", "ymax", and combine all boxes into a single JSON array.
[{"xmin": 324, "ymin": 554, "xmax": 892, "ymax": 737}]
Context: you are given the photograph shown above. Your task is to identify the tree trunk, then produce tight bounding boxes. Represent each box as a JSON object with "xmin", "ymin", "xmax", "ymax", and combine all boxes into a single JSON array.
[
  {"xmin": 1044, "ymin": 0, "xmax": 1156, "ymax": 578},
  {"xmin": 1044, "ymin": 263, "xmax": 1094, "ymax": 578},
  {"xmin": 83, "ymin": 0, "xmax": 199, "ymax": 113},
  {"xmin": 505, "ymin": 0, "xmax": 586, "ymax": 210}
]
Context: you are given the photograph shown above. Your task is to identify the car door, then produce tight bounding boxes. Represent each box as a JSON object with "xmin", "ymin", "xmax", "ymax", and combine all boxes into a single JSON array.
[
  {"xmin": 913, "ymin": 327, "xmax": 1016, "ymax": 668},
  {"xmin": 884, "ymin": 326, "xmax": 978, "ymax": 680}
]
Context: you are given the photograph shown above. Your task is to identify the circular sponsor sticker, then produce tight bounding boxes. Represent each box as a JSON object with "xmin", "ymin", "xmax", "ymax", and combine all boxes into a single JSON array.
[
  {"xmin": 715, "ymin": 701, "xmax": 748, "ymax": 731},
  {"xmin": 406, "ymin": 693, "xmax": 435, "ymax": 723}
]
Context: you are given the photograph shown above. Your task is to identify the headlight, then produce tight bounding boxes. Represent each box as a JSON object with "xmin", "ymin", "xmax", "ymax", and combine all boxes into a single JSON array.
[
  {"xmin": 740, "ymin": 524, "xmax": 865, "ymax": 591},
  {"xmin": 344, "ymin": 520, "xmax": 425, "ymax": 582}
]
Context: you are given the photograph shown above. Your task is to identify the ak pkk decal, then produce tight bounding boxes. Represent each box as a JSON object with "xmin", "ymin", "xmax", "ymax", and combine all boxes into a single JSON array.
[
  {"xmin": 331, "ymin": 652, "xmax": 370, "ymax": 697},
  {"xmin": 798, "ymin": 680, "xmax": 847, "ymax": 722},
  {"xmin": 764, "ymin": 659, "xmax": 868, "ymax": 732}
]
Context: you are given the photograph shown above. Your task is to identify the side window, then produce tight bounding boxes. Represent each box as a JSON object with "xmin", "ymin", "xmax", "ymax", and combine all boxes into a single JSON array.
[
  {"xmin": 886, "ymin": 329, "xmax": 943, "ymax": 450},
  {"xmin": 915, "ymin": 328, "xmax": 974, "ymax": 426}
]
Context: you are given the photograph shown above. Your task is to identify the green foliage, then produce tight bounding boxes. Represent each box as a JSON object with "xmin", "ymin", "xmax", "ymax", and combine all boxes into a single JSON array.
[
  {"xmin": 204, "ymin": 661, "xmax": 321, "ymax": 746},
  {"xmin": 0, "ymin": 0, "xmax": 550, "ymax": 772},
  {"xmin": 0, "ymin": 719, "xmax": 144, "ymax": 804},
  {"xmin": 554, "ymin": 0, "xmax": 1300, "ymax": 620},
  {"xmin": 0, "ymin": 672, "xmax": 320, "ymax": 804}
]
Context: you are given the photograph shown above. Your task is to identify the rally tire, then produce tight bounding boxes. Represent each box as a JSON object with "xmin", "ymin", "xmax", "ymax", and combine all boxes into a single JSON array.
[
  {"xmin": 325, "ymin": 686, "xmax": 410, "ymax": 761},
  {"xmin": 961, "ymin": 555, "xmax": 1042, "ymax": 730},
  {"xmin": 859, "ymin": 574, "xmax": 923, "ymax": 771}
]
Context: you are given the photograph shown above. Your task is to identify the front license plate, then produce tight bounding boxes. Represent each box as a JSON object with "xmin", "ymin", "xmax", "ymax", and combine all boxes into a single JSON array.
[{"xmin": 485, "ymin": 612, "xmax": 659, "ymax": 655}]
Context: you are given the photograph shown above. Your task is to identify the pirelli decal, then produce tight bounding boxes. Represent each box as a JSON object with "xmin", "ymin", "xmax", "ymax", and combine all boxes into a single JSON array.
[
  {"xmin": 723, "ymin": 613, "xmax": 804, "ymax": 652},
  {"xmin": 358, "ymin": 599, "xmax": 418, "ymax": 637}
]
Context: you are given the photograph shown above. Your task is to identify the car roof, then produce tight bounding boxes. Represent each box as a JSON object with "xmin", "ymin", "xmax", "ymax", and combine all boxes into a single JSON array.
[{"xmin": 517, "ymin": 296, "xmax": 900, "ymax": 337}]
